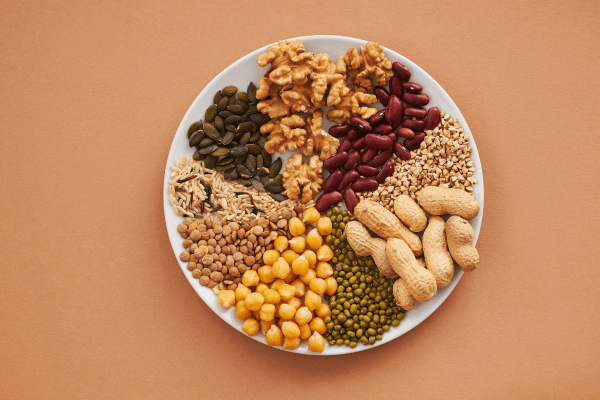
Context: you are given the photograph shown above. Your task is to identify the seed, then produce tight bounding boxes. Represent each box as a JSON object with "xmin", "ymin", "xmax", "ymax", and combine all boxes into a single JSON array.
[
  {"xmin": 239, "ymin": 131, "xmax": 251, "ymax": 146},
  {"xmin": 192, "ymin": 149, "xmax": 206, "ymax": 161},
  {"xmin": 213, "ymin": 91, "xmax": 222, "ymax": 105},
  {"xmin": 263, "ymin": 151, "xmax": 272, "ymax": 167},
  {"xmin": 205, "ymin": 104, "xmax": 218, "ymax": 123},
  {"xmin": 199, "ymin": 144, "xmax": 218, "ymax": 155},
  {"xmin": 199, "ymin": 137, "xmax": 216, "ymax": 148},
  {"xmin": 256, "ymin": 154, "xmax": 264, "ymax": 169},
  {"xmin": 219, "ymin": 110, "xmax": 233, "ymax": 119},
  {"xmin": 216, "ymin": 156, "xmax": 234, "ymax": 166},
  {"xmin": 187, "ymin": 121, "xmax": 200, "ymax": 138},
  {"xmin": 221, "ymin": 86, "xmax": 238, "ymax": 97},
  {"xmin": 189, "ymin": 130, "xmax": 204, "ymax": 148},
  {"xmin": 269, "ymin": 158, "xmax": 282, "ymax": 178},
  {"xmin": 273, "ymin": 174, "xmax": 283, "ymax": 183},
  {"xmin": 215, "ymin": 164, "xmax": 235, "ymax": 172},
  {"xmin": 229, "ymin": 169, "xmax": 239, "ymax": 180},
  {"xmin": 214, "ymin": 116, "xmax": 225, "ymax": 133},
  {"xmin": 237, "ymin": 121, "xmax": 255, "ymax": 134},
  {"xmin": 257, "ymin": 167, "xmax": 269, "ymax": 177},
  {"xmin": 249, "ymin": 131, "xmax": 261, "ymax": 143},
  {"xmin": 210, "ymin": 147, "xmax": 230, "ymax": 157},
  {"xmin": 238, "ymin": 178, "xmax": 252, "ymax": 187},
  {"xmin": 237, "ymin": 165, "xmax": 253, "ymax": 178},
  {"xmin": 204, "ymin": 155, "xmax": 218, "ymax": 169},
  {"xmin": 245, "ymin": 154, "xmax": 256, "ymax": 171},
  {"xmin": 217, "ymin": 96, "xmax": 229, "ymax": 112},
  {"xmin": 251, "ymin": 177, "xmax": 265, "ymax": 192},
  {"xmin": 225, "ymin": 124, "xmax": 237, "ymax": 132},
  {"xmin": 265, "ymin": 180, "xmax": 284, "ymax": 194},
  {"xmin": 269, "ymin": 193, "xmax": 288, "ymax": 202},
  {"xmin": 203, "ymin": 123, "xmax": 221, "ymax": 141},
  {"xmin": 247, "ymin": 82, "xmax": 257, "ymax": 102},
  {"xmin": 234, "ymin": 155, "xmax": 246, "ymax": 165},
  {"xmin": 221, "ymin": 131, "xmax": 235, "ymax": 145},
  {"xmin": 229, "ymin": 146, "xmax": 248, "ymax": 158},
  {"xmin": 247, "ymin": 103, "xmax": 259, "ymax": 115},
  {"xmin": 228, "ymin": 96, "xmax": 237, "ymax": 106},
  {"xmin": 224, "ymin": 115, "xmax": 242, "ymax": 125},
  {"xmin": 246, "ymin": 144, "xmax": 262, "ymax": 155}
]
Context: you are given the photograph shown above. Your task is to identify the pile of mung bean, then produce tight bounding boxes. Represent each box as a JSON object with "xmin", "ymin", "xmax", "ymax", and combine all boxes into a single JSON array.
[{"xmin": 323, "ymin": 206, "xmax": 405, "ymax": 347}]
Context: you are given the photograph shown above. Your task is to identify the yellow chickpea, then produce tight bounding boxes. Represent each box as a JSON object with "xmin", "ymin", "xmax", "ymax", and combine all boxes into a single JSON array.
[
  {"xmin": 259, "ymin": 303, "xmax": 276, "ymax": 321},
  {"xmin": 274, "ymin": 236, "xmax": 288, "ymax": 253},
  {"xmin": 260, "ymin": 319, "xmax": 275, "ymax": 335},
  {"xmin": 281, "ymin": 249, "xmax": 299, "ymax": 265},
  {"xmin": 262, "ymin": 249, "xmax": 280, "ymax": 266},
  {"xmin": 315, "ymin": 303, "xmax": 331, "ymax": 318},
  {"xmin": 324, "ymin": 277, "xmax": 338, "ymax": 296},
  {"xmin": 290, "ymin": 279, "xmax": 306, "ymax": 298},
  {"xmin": 295, "ymin": 306, "xmax": 313, "ymax": 326},
  {"xmin": 283, "ymin": 270, "xmax": 296, "ymax": 284},
  {"xmin": 278, "ymin": 303, "xmax": 296, "ymax": 320},
  {"xmin": 304, "ymin": 290, "xmax": 322, "ymax": 311},
  {"xmin": 255, "ymin": 282, "xmax": 269, "ymax": 295},
  {"xmin": 291, "ymin": 255, "xmax": 309, "ymax": 276},
  {"xmin": 277, "ymin": 318, "xmax": 290, "ymax": 329},
  {"xmin": 217, "ymin": 290, "xmax": 236, "ymax": 308},
  {"xmin": 316, "ymin": 217, "xmax": 332, "ymax": 236},
  {"xmin": 309, "ymin": 317, "xmax": 327, "ymax": 334},
  {"xmin": 258, "ymin": 265, "xmax": 275, "ymax": 283},
  {"xmin": 235, "ymin": 284, "xmax": 251, "ymax": 302},
  {"xmin": 266, "ymin": 324, "xmax": 283, "ymax": 347},
  {"xmin": 299, "ymin": 268, "xmax": 317, "ymax": 285},
  {"xmin": 306, "ymin": 228, "xmax": 323, "ymax": 250},
  {"xmin": 316, "ymin": 245, "xmax": 334, "ymax": 262},
  {"xmin": 271, "ymin": 257, "xmax": 290, "ymax": 279},
  {"xmin": 303, "ymin": 250, "xmax": 317, "ymax": 267},
  {"xmin": 308, "ymin": 331, "xmax": 326, "ymax": 353},
  {"xmin": 309, "ymin": 278, "xmax": 328, "ymax": 296},
  {"xmin": 281, "ymin": 321, "xmax": 301, "ymax": 339},
  {"xmin": 242, "ymin": 318, "xmax": 259, "ymax": 336},
  {"xmin": 241, "ymin": 270, "xmax": 259, "ymax": 286},
  {"xmin": 263, "ymin": 288, "xmax": 281, "ymax": 304},
  {"xmin": 288, "ymin": 217, "xmax": 305, "ymax": 236},
  {"xmin": 285, "ymin": 297, "xmax": 302, "ymax": 310},
  {"xmin": 302, "ymin": 207, "xmax": 320, "ymax": 224},
  {"xmin": 299, "ymin": 324, "xmax": 312, "ymax": 340},
  {"xmin": 245, "ymin": 292, "xmax": 265, "ymax": 312},
  {"xmin": 235, "ymin": 300, "xmax": 252, "ymax": 320},
  {"xmin": 289, "ymin": 237, "xmax": 306, "ymax": 254},
  {"xmin": 278, "ymin": 284, "xmax": 296, "ymax": 301},
  {"xmin": 316, "ymin": 262, "xmax": 334, "ymax": 279},
  {"xmin": 270, "ymin": 279, "xmax": 285, "ymax": 292},
  {"xmin": 282, "ymin": 337, "xmax": 300, "ymax": 350}
]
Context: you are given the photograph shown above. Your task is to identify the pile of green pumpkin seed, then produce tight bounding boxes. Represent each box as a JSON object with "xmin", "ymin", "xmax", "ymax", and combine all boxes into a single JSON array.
[{"xmin": 187, "ymin": 83, "xmax": 286, "ymax": 200}]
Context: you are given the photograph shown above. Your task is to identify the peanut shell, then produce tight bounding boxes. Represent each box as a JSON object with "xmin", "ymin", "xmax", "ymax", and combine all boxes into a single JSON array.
[
  {"xmin": 422, "ymin": 216, "xmax": 454, "ymax": 288},
  {"xmin": 386, "ymin": 238, "xmax": 437, "ymax": 302},
  {"xmin": 416, "ymin": 186, "xmax": 480, "ymax": 220}
]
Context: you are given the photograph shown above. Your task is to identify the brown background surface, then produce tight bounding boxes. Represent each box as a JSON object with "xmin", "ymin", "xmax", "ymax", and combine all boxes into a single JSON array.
[{"xmin": 1, "ymin": 0, "xmax": 599, "ymax": 398}]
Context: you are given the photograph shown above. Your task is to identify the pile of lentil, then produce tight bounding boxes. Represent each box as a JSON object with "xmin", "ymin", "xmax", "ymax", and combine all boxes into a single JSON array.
[{"xmin": 322, "ymin": 206, "xmax": 404, "ymax": 347}]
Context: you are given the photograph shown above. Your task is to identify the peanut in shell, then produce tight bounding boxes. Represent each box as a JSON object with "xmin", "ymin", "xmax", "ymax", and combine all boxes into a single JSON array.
[
  {"xmin": 422, "ymin": 216, "xmax": 454, "ymax": 288},
  {"xmin": 386, "ymin": 238, "xmax": 437, "ymax": 303}
]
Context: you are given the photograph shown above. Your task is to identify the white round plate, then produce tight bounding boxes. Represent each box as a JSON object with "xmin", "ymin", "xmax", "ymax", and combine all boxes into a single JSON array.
[{"xmin": 163, "ymin": 35, "xmax": 484, "ymax": 355}]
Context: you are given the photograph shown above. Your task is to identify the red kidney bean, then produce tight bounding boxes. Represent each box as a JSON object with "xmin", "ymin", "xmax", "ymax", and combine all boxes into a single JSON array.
[
  {"xmin": 402, "ymin": 92, "xmax": 430, "ymax": 107},
  {"xmin": 392, "ymin": 62, "xmax": 411, "ymax": 81},
  {"xmin": 365, "ymin": 134, "xmax": 392, "ymax": 150},
  {"xmin": 347, "ymin": 127, "xmax": 364, "ymax": 141},
  {"xmin": 343, "ymin": 151, "xmax": 361, "ymax": 170},
  {"xmin": 376, "ymin": 161, "xmax": 394, "ymax": 184},
  {"xmin": 373, "ymin": 123, "xmax": 393, "ymax": 135},
  {"xmin": 402, "ymin": 82, "xmax": 423, "ymax": 93},
  {"xmin": 393, "ymin": 142, "xmax": 411, "ymax": 160},
  {"xmin": 396, "ymin": 127, "xmax": 415, "ymax": 139},
  {"xmin": 315, "ymin": 191, "xmax": 343, "ymax": 212},
  {"xmin": 403, "ymin": 132, "xmax": 426, "ymax": 150},
  {"xmin": 386, "ymin": 132, "xmax": 397, "ymax": 143},
  {"xmin": 344, "ymin": 188, "xmax": 359, "ymax": 213},
  {"xmin": 372, "ymin": 147, "xmax": 393, "ymax": 167},
  {"xmin": 385, "ymin": 95, "xmax": 402, "ymax": 123},
  {"xmin": 337, "ymin": 169, "xmax": 359, "ymax": 191},
  {"xmin": 369, "ymin": 109, "xmax": 386, "ymax": 126},
  {"xmin": 391, "ymin": 113, "xmax": 403, "ymax": 130},
  {"xmin": 373, "ymin": 86, "xmax": 389, "ymax": 107},
  {"xmin": 425, "ymin": 107, "xmax": 440, "ymax": 130},
  {"xmin": 322, "ymin": 170, "xmax": 343, "ymax": 193},
  {"xmin": 352, "ymin": 177, "xmax": 379, "ymax": 193},
  {"xmin": 339, "ymin": 137, "xmax": 352, "ymax": 153},
  {"xmin": 352, "ymin": 136, "xmax": 366, "ymax": 150},
  {"xmin": 328, "ymin": 124, "xmax": 351, "ymax": 138},
  {"xmin": 356, "ymin": 164, "xmax": 379, "ymax": 177},
  {"xmin": 389, "ymin": 76, "xmax": 403, "ymax": 97},
  {"xmin": 404, "ymin": 106, "xmax": 427, "ymax": 119},
  {"xmin": 401, "ymin": 118, "xmax": 426, "ymax": 132},
  {"xmin": 351, "ymin": 116, "xmax": 372, "ymax": 132},
  {"xmin": 323, "ymin": 151, "xmax": 348, "ymax": 170},
  {"xmin": 361, "ymin": 148, "xmax": 378, "ymax": 164}
]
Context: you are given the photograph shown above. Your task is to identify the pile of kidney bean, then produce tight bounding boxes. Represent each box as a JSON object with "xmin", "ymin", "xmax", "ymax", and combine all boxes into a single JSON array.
[{"xmin": 315, "ymin": 62, "xmax": 441, "ymax": 213}]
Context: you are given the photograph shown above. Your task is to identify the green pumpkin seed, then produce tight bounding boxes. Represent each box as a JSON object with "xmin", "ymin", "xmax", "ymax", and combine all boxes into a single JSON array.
[
  {"xmin": 205, "ymin": 104, "xmax": 218, "ymax": 123},
  {"xmin": 199, "ymin": 144, "xmax": 218, "ymax": 155},
  {"xmin": 260, "ymin": 174, "xmax": 269, "ymax": 185},
  {"xmin": 257, "ymin": 167, "xmax": 269, "ymax": 177},
  {"xmin": 189, "ymin": 130, "xmax": 204, "ymax": 148},
  {"xmin": 228, "ymin": 141, "xmax": 239, "ymax": 148},
  {"xmin": 221, "ymin": 131, "xmax": 235, "ymax": 146},
  {"xmin": 247, "ymin": 104, "xmax": 259, "ymax": 114},
  {"xmin": 256, "ymin": 136, "xmax": 267, "ymax": 148},
  {"xmin": 265, "ymin": 180, "xmax": 284, "ymax": 194},
  {"xmin": 229, "ymin": 146, "xmax": 248, "ymax": 158},
  {"xmin": 245, "ymin": 154, "xmax": 256, "ymax": 171},
  {"xmin": 193, "ymin": 149, "xmax": 207, "ymax": 161},
  {"xmin": 224, "ymin": 115, "xmax": 242, "ymax": 125},
  {"xmin": 249, "ymin": 113, "xmax": 264, "ymax": 124},
  {"xmin": 188, "ymin": 121, "xmax": 200, "ymax": 138},
  {"xmin": 223, "ymin": 169, "xmax": 233, "ymax": 180},
  {"xmin": 225, "ymin": 124, "xmax": 237, "ymax": 132},
  {"xmin": 247, "ymin": 82, "xmax": 257, "ymax": 103},
  {"xmin": 269, "ymin": 158, "xmax": 282, "ymax": 177},
  {"xmin": 214, "ymin": 116, "xmax": 225, "ymax": 133},
  {"xmin": 249, "ymin": 131, "xmax": 261, "ymax": 143},
  {"xmin": 236, "ymin": 121, "xmax": 254, "ymax": 134},
  {"xmin": 219, "ymin": 110, "xmax": 233, "ymax": 119},
  {"xmin": 273, "ymin": 174, "xmax": 283, "ymax": 183},
  {"xmin": 256, "ymin": 154, "xmax": 263, "ymax": 169},
  {"xmin": 210, "ymin": 147, "xmax": 230, "ymax": 157},
  {"xmin": 213, "ymin": 92, "xmax": 222, "ymax": 105},
  {"xmin": 234, "ymin": 155, "xmax": 245, "ymax": 165},
  {"xmin": 203, "ymin": 123, "xmax": 221, "ymax": 141},
  {"xmin": 215, "ymin": 164, "xmax": 235, "ymax": 172},
  {"xmin": 246, "ymin": 144, "xmax": 262, "ymax": 155},
  {"xmin": 204, "ymin": 155, "xmax": 218, "ymax": 169},
  {"xmin": 217, "ymin": 96, "xmax": 229, "ymax": 112},
  {"xmin": 237, "ymin": 92, "xmax": 249, "ymax": 103},
  {"xmin": 269, "ymin": 193, "xmax": 288, "ymax": 202},
  {"xmin": 237, "ymin": 165, "xmax": 252, "ymax": 178},
  {"xmin": 240, "ymin": 114, "xmax": 249, "ymax": 123},
  {"xmin": 238, "ymin": 178, "xmax": 252, "ymax": 187},
  {"xmin": 239, "ymin": 132, "xmax": 251, "ymax": 146},
  {"xmin": 226, "ymin": 104, "xmax": 245, "ymax": 115},
  {"xmin": 221, "ymin": 86, "xmax": 238, "ymax": 97},
  {"xmin": 199, "ymin": 137, "xmax": 216, "ymax": 148},
  {"xmin": 228, "ymin": 96, "xmax": 237, "ymax": 106},
  {"xmin": 217, "ymin": 156, "xmax": 234, "ymax": 166},
  {"xmin": 251, "ymin": 177, "xmax": 265, "ymax": 192},
  {"xmin": 229, "ymin": 169, "xmax": 239, "ymax": 180},
  {"xmin": 263, "ymin": 151, "xmax": 272, "ymax": 168}
]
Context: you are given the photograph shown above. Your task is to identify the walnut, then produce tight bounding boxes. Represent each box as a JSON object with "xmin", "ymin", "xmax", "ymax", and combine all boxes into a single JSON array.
[
  {"xmin": 327, "ymin": 86, "xmax": 378, "ymax": 124},
  {"xmin": 300, "ymin": 110, "xmax": 340, "ymax": 160},
  {"xmin": 261, "ymin": 114, "xmax": 307, "ymax": 154},
  {"xmin": 345, "ymin": 42, "xmax": 394, "ymax": 90},
  {"xmin": 282, "ymin": 154, "xmax": 323, "ymax": 204},
  {"xmin": 310, "ymin": 53, "xmax": 349, "ymax": 108},
  {"xmin": 257, "ymin": 40, "xmax": 315, "ymax": 75}
]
